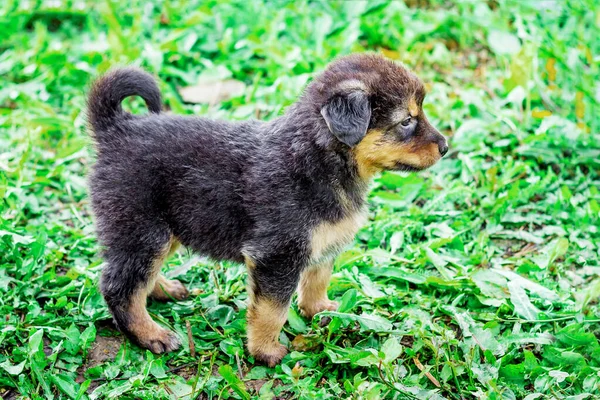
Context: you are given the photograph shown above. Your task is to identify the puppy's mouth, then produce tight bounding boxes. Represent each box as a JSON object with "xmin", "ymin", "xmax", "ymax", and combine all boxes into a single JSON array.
[{"xmin": 391, "ymin": 162, "xmax": 426, "ymax": 172}]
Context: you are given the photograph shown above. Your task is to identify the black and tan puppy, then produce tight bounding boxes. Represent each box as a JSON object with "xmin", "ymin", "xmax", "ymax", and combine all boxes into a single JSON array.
[{"xmin": 87, "ymin": 53, "xmax": 448, "ymax": 366}]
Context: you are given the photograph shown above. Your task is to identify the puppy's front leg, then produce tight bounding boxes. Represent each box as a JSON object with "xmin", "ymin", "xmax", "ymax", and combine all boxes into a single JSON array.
[{"xmin": 245, "ymin": 256, "xmax": 300, "ymax": 367}]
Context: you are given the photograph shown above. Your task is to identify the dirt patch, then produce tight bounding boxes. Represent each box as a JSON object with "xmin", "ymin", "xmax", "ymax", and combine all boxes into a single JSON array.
[
  {"xmin": 86, "ymin": 335, "xmax": 123, "ymax": 368},
  {"xmin": 174, "ymin": 364, "xmax": 198, "ymax": 380},
  {"xmin": 74, "ymin": 335, "xmax": 123, "ymax": 393},
  {"xmin": 245, "ymin": 378, "xmax": 290, "ymax": 398},
  {"xmin": 245, "ymin": 379, "xmax": 268, "ymax": 394},
  {"xmin": 0, "ymin": 388, "xmax": 18, "ymax": 400},
  {"xmin": 76, "ymin": 335, "xmax": 123, "ymax": 386},
  {"xmin": 401, "ymin": 335, "xmax": 414, "ymax": 348},
  {"xmin": 43, "ymin": 336, "xmax": 53, "ymax": 357}
]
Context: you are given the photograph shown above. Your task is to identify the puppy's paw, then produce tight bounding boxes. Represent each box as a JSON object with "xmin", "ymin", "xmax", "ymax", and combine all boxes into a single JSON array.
[
  {"xmin": 251, "ymin": 343, "xmax": 288, "ymax": 368},
  {"xmin": 299, "ymin": 299, "xmax": 339, "ymax": 319},
  {"xmin": 150, "ymin": 278, "xmax": 189, "ymax": 301},
  {"xmin": 138, "ymin": 328, "xmax": 181, "ymax": 354}
]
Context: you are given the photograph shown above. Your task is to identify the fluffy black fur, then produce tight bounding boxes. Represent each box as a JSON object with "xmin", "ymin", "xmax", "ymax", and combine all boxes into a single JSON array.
[{"xmin": 88, "ymin": 54, "xmax": 447, "ymax": 360}]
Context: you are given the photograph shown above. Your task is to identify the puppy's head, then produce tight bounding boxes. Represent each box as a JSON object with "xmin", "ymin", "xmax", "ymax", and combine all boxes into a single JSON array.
[{"xmin": 309, "ymin": 53, "xmax": 448, "ymax": 178}]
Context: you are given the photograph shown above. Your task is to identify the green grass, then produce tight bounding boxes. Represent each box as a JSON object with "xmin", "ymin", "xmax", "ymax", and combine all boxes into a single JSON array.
[{"xmin": 1, "ymin": 0, "xmax": 599, "ymax": 398}]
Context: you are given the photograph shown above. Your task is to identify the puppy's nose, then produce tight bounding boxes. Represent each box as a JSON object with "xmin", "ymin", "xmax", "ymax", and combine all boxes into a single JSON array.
[{"xmin": 438, "ymin": 141, "xmax": 448, "ymax": 157}]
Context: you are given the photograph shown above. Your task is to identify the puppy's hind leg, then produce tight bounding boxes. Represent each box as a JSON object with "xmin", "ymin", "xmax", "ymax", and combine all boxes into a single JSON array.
[
  {"xmin": 149, "ymin": 240, "xmax": 189, "ymax": 301},
  {"xmin": 101, "ymin": 232, "xmax": 181, "ymax": 354},
  {"xmin": 297, "ymin": 260, "xmax": 339, "ymax": 319},
  {"xmin": 150, "ymin": 275, "xmax": 189, "ymax": 301}
]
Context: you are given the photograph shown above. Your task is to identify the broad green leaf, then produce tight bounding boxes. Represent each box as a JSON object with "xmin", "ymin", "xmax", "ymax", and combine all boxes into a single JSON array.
[
  {"xmin": 501, "ymin": 332, "xmax": 555, "ymax": 346},
  {"xmin": 64, "ymin": 323, "xmax": 81, "ymax": 355},
  {"xmin": 245, "ymin": 366, "xmax": 268, "ymax": 380},
  {"xmin": 0, "ymin": 230, "xmax": 35, "ymax": 245},
  {"xmin": 358, "ymin": 274, "xmax": 386, "ymax": 298},
  {"xmin": 0, "ymin": 359, "xmax": 26, "ymax": 375},
  {"xmin": 532, "ymin": 238, "xmax": 570, "ymax": 269},
  {"xmin": 574, "ymin": 279, "xmax": 600, "ymax": 311},
  {"xmin": 218, "ymin": 365, "xmax": 250, "ymax": 400},
  {"xmin": 494, "ymin": 269, "xmax": 560, "ymax": 301},
  {"xmin": 320, "ymin": 311, "xmax": 393, "ymax": 332},
  {"xmin": 219, "ymin": 337, "xmax": 244, "ymax": 357},
  {"xmin": 149, "ymin": 358, "xmax": 167, "ymax": 379},
  {"xmin": 548, "ymin": 370, "xmax": 569, "ymax": 383},
  {"xmin": 259, "ymin": 380, "xmax": 275, "ymax": 399},
  {"xmin": 338, "ymin": 288, "xmax": 358, "ymax": 313},
  {"xmin": 555, "ymin": 324, "xmax": 597, "ymax": 347},
  {"xmin": 507, "ymin": 281, "xmax": 542, "ymax": 320},
  {"xmin": 354, "ymin": 349, "xmax": 380, "ymax": 367},
  {"xmin": 499, "ymin": 363, "xmax": 525, "ymax": 383},
  {"xmin": 444, "ymin": 306, "xmax": 504, "ymax": 356},
  {"xmin": 28, "ymin": 329, "xmax": 45, "ymax": 361},
  {"xmin": 389, "ymin": 231, "xmax": 404, "ymax": 254},
  {"xmin": 324, "ymin": 345, "xmax": 379, "ymax": 367},
  {"xmin": 493, "ymin": 230, "xmax": 544, "ymax": 244},
  {"xmin": 523, "ymin": 394, "xmax": 543, "ymax": 400},
  {"xmin": 542, "ymin": 347, "xmax": 586, "ymax": 371},
  {"xmin": 381, "ymin": 337, "xmax": 402, "ymax": 364},
  {"xmin": 80, "ymin": 324, "xmax": 97, "ymax": 354},
  {"xmin": 472, "ymin": 269, "xmax": 509, "ymax": 299},
  {"xmin": 50, "ymin": 374, "xmax": 78, "ymax": 399},
  {"xmin": 287, "ymin": 307, "xmax": 308, "ymax": 333},
  {"xmin": 424, "ymin": 247, "xmax": 455, "ymax": 279},
  {"xmin": 488, "ymin": 30, "xmax": 521, "ymax": 55},
  {"xmin": 367, "ymin": 266, "xmax": 427, "ymax": 284}
]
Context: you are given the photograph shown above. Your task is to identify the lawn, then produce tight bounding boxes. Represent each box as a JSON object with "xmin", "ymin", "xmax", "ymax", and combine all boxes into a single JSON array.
[{"xmin": 1, "ymin": 0, "xmax": 599, "ymax": 399}]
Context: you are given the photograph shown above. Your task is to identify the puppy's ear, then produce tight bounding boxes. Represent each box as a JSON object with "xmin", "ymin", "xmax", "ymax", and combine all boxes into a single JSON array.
[{"xmin": 321, "ymin": 91, "xmax": 371, "ymax": 147}]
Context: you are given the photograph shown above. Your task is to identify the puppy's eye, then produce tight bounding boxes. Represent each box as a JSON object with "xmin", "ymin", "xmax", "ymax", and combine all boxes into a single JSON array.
[{"xmin": 400, "ymin": 117, "xmax": 412, "ymax": 127}]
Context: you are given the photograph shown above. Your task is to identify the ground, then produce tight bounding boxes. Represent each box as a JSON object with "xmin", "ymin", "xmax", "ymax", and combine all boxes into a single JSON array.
[{"xmin": 1, "ymin": 0, "xmax": 599, "ymax": 399}]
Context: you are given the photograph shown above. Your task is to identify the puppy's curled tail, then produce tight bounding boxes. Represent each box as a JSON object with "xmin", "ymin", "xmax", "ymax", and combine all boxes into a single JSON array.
[{"xmin": 87, "ymin": 67, "xmax": 162, "ymax": 138}]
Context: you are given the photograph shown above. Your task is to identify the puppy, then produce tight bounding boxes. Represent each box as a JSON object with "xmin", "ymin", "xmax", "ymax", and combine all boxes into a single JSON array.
[{"xmin": 87, "ymin": 53, "xmax": 448, "ymax": 367}]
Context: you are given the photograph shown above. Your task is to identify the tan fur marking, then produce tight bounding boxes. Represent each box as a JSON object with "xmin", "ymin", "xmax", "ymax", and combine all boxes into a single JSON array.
[
  {"xmin": 244, "ymin": 255, "xmax": 256, "ymax": 269},
  {"xmin": 297, "ymin": 261, "xmax": 339, "ymax": 318},
  {"xmin": 310, "ymin": 211, "xmax": 366, "ymax": 263},
  {"xmin": 150, "ymin": 275, "xmax": 188, "ymax": 301},
  {"xmin": 353, "ymin": 129, "xmax": 387, "ymax": 179},
  {"xmin": 145, "ymin": 236, "xmax": 178, "ymax": 296},
  {"xmin": 246, "ymin": 297, "xmax": 289, "ymax": 366},
  {"xmin": 408, "ymin": 97, "xmax": 419, "ymax": 117},
  {"xmin": 167, "ymin": 239, "xmax": 180, "ymax": 257},
  {"xmin": 336, "ymin": 79, "xmax": 368, "ymax": 92},
  {"xmin": 353, "ymin": 130, "xmax": 441, "ymax": 179},
  {"xmin": 128, "ymin": 289, "xmax": 164, "ymax": 338},
  {"xmin": 126, "ymin": 287, "xmax": 180, "ymax": 353},
  {"xmin": 120, "ymin": 236, "xmax": 182, "ymax": 352}
]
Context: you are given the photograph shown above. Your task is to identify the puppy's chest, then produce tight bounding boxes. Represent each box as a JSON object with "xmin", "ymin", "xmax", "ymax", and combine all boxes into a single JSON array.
[{"xmin": 308, "ymin": 209, "xmax": 367, "ymax": 265}]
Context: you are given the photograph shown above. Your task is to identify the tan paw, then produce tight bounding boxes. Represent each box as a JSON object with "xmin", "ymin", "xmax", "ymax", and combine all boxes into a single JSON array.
[
  {"xmin": 150, "ymin": 278, "xmax": 189, "ymax": 301},
  {"xmin": 250, "ymin": 343, "xmax": 288, "ymax": 367},
  {"xmin": 299, "ymin": 299, "xmax": 339, "ymax": 319},
  {"xmin": 136, "ymin": 327, "xmax": 181, "ymax": 354}
]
